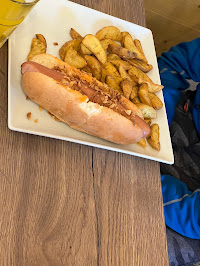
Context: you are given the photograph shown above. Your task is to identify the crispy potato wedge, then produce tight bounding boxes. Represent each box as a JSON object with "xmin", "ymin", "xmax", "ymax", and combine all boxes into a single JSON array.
[
  {"xmin": 147, "ymin": 124, "xmax": 160, "ymax": 151},
  {"xmin": 59, "ymin": 39, "xmax": 82, "ymax": 60},
  {"xmin": 64, "ymin": 46, "xmax": 87, "ymax": 68},
  {"xmin": 121, "ymin": 32, "xmax": 129, "ymax": 38},
  {"xmin": 103, "ymin": 62, "xmax": 120, "ymax": 77},
  {"xmin": 131, "ymin": 97, "xmax": 140, "ymax": 104},
  {"xmin": 105, "ymin": 75, "xmax": 122, "ymax": 93},
  {"xmin": 126, "ymin": 59, "xmax": 153, "ymax": 73},
  {"xmin": 101, "ymin": 68, "xmax": 107, "ymax": 83},
  {"xmin": 128, "ymin": 66, "xmax": 152, "ymax": 84},
  {"xmin": 121, "ymin": 33, "xmax": 145, "ymax": 61},
  {"xmin": 134, "ymin": 39, "xmax": 148, "ymax": 63},
  {"xmin": 148, "ymin": 92, "xmax": 163, "ymax": 110},
  {"xmin": 118, "ymin": 64, "xmax": 132, "ymax": 81},
  {"xmin": 108, "ymin": 44, "xmax": 137, "ymax": 60},
  {"xmin": 136, "ymin": 103, "xmax": 157, "ymax": 119},
  {"xmin": 70, "ymin": 28, "xmax": 82, "ymax": 39},
  {"xmin": 96, "ymin": 26, "xmax": 121, "ymax": 41},
  {"xmin": 121, "ymin": 79, "xmax": 133, "ymax": 99},
  {"xmin": 144, "ymin": 118, "xmax": 151, "ymax": 126},
  {"xmin": 137, "ymin": 138, "xmax": 146, "ymax": 148},
  {"xmin": 138, "ymin": 83, "xmax": 152, "ymax": 106},
  {"xmin": 82, "ymin": 34, "xmax": 107, "ymax": 64},
  {"xmin": 107, "ymin": 54, "xmax": 131, "ymax": 70},
  {"xmin": 27, "ymin": 34, "xmax": 47, "ymax": 61},
  {"xmin": 84, "ymin": 55, "xmax": 102, "ymax": 80},
  {"xmin": 81, "ymin": 65, "xmax": 92, "ymax": 74},
  {"xmin": 79, "ymin": 43, "xmax": 92, "ymax": 55},
  {"xmin": 130, "ymin": 85, "xmax": 139, "ymax": 100},
  {"xmin": 141, "ymin": 80, "xmax": 164, "ymax": 93},
  {"xmin": 100, "ymin": 39, "xmax": 116, "ymax": 51}
]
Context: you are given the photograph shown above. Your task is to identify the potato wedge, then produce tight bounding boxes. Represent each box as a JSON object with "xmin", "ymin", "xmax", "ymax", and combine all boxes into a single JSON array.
[
  {"xmin": 118, "ymin": 64, "xmax": 132, "ymax": 81},
  {"xmin": 79, "ymin": 43, "xmax": 92, "ymax": 55},
  {"xmin": 100, "ymin": 39, "xmax": 116, "ymax": 51},
  {"xmin": 136, "ymin": 103, "xmax": 157, "ymax": 119},
  {"xmin": 121, "ymin": 33, "xmax": 145, "ymax": 61},
  {"xmin": 134, "ymin": 39, "xmax": 148, "ymax": 63},
  {"xmin": 121, "ymin": 32, "xmax": 129, "ymax": 39},
  {"xmin": 126, "ymin": 59, "xmax": 153, "ymax": 73},
  {"xmin": 137, "ymin": 138, "xmax": 146, "ymax": 148},
  {"xmin": 27, "ymin": 34, "xmax": 47, "ymax": 61},
  {"xmin": 96, "ymin": 26, "xmax": 121, "ymax": 41},
  {"xmin": 138, "ymin": 83, "xmax": 152, "ymax": 106},
  {"xmin": 128, "ymin": 66, "xmax": 152, "ymax": 84},
  {"xmin": 131, "ymin": 97, "xmax": 140, "ymax": 104},
  {"xmin": 101, "ymin": 68, "xmax": 107, "ymax": 83},
  {"xmin": 144, "ymin": 118, "xmax": 151, "ymax": 126},
  {"xmin": 105, "ymin": 75, "xmax": 122, "ymax": 93},
  {"xmin": 108, "ymin": 44, "xmax": 137, "ymax": 60},
  {"xmin": 130, "ymin": 85, "xmax": 139, "ymax": 100},
  {"xmin": 64, "ymin": 46, "xmax": 87, "ymax": 68},
  {"xmin": 103, "ymin": 62, "xmax": 120, "ymax": 77},
  {"xmin": 121, "ymin": 79, "xmax": 133, "ymax": 99},
  {"xmin": 84, "ymin": 55, "xmax": 102, "ymax": 80},
  {"xmin": 141, "ymin": 81, "xmax": 164, "ymax": 93},
  {"xmin": 107, "ymin": 54, "xmax": 131, "ymax": 70},
  {"xmin": 59, "ymin": 39, "xmax": 82, "ymax": 60},
  {"xmin": 81, "ymin": 65, "xmax": 92, "ymax": 74},
  {"xmin": 148, "ymin": 92, "xmax": 163, "ymax": 110},
  {"xmin": 82, "ymin": 34, "xmax": 107, "ymax": 64},
  {"xmin": 70, "ymin": 28, "xmax": 82, "ymax": 39},
  {"xmin": 147, "ymin": 124, "xmax": 160, "ymax": 151}
]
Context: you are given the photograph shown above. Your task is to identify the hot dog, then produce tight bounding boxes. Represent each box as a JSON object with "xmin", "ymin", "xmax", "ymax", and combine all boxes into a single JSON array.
[{"xmin": 21, "ymin": 54, "xmax": 150, "ymax": 144}]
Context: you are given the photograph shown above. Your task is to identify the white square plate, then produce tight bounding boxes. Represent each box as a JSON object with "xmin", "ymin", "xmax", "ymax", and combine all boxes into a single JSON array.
[{"xmin": 8, "ymin": 0, "xmax": 174, "ymax": 164}]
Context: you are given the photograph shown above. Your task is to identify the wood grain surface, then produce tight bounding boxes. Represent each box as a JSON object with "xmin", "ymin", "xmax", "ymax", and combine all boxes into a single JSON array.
[{"xmin": 0, "ymin": 0, "xmax": 169, "ymax": 265}]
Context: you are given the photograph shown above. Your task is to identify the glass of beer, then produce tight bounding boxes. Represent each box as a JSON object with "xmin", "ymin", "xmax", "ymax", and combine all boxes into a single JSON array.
[{"xmin": 0, "ymin": 0, "xmax": 39, "ymax": 48}]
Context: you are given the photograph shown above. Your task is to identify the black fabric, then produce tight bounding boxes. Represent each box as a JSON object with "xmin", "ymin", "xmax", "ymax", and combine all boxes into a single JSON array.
[
  {"xmin": 161, "ymin": 90, "xmax": 200, "ymax": 191},
  {"xmin": 161, "ymin": 90, "xmax": 200, "ymax": 265}
]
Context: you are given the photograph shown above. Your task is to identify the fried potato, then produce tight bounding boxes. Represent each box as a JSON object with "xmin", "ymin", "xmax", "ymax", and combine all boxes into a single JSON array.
[
  {"xmin": 105, "ymin": 75, "xmax": 122, "ymax": 93},
  {"xmin": 137, "ymin": 138, "xmax": 146, "ymax": 148},
  {"xmin": 121, "ymin": 79, "xmax": 133, "ymax": 99},
  {"xmin": 107, "ymin": 54, "xmax": 131, "ymax": 70},
  {"xmin": 108, "ymin": 44, "xmax": 137, "ymax": 60},
  {"xmin": 27, "ymin": 34, "xmax": 47, "ymax": 61},
  {"xmin": 70, "ymin": 28, "xmax": 82, "ymax": 39},
  {"xmin": 64, "ymin": 46, "xmax": 87, "ymax": 68},
  {"xmin": 131, "ymin": 97, "xmax": 140, "ymax": 104},
  {"xmin": 100, "ymin": 39, "xmax": 116, "ymax": 51},
  {"xmin": 130, "ymin": 85, "xmax": 139, "ymax": 100},
  {"xmin": 134, "ymin": 39, "xmax": 148, "ymax": 63},
  {"xmin": 101, "ymin": 68, "xmax": 107, "ymax": 83},
  {"xmin": 126, "ymin": 59, "xmax": 153, "ymax": 73},
  {"xmin": 121, "ymin": 32, "xmax": 129, "ymax": 38},
  {"xmin": 121, "ymin": 33, "xmax": 145, "ymax": 61},
  {"xmin": 79, "ymin": 43, "xmax": 92, "ymax": 55},
  {"xmin": 59, "ymin": 39, "xmax": 82, "ymax": 60},
  {"xmin": 103, "ymin": 62, "xmax": 120, "ymax": 77},
  {"xmin": 147, "ymin": 124, "xmax": 160, "ymax": 151},
  {"xmin": 128, "ymin": 66, "xmax": 152, "ymax": 84},
  {"xmin": 118, "ymin": 64, "xmax": 132, "ymax": 81},
  {"xmin": 82, "ymin": 34, "xmax": 107, "ymax": 64},
  {"xmin": 144, "ymin": 118, "xmax": 151, "ymax": 126},
  {"xmin": 138, "ymin": 83, "xmax": 152, "ymax": 106},
  {"xmin": 136, "ymin": 103, "xmax": 157, "ymax": 119},
  {"xmin": 81, "ymin": 65, "xmax": 92, "ymax": 74},
  {"xmin": 142, "ymin": 81, "xmax": 164, "ymax": 93},
  {"xmin": 148, "ymin": 92, "xmax": 163, "ymax": 110},
  {"xmin": 84, "ymin": 55, "xmax": 102, "ymax": 80},
  {"xmin": 96, "ymin": 26, "xmax": 121, "ymax": 41}
]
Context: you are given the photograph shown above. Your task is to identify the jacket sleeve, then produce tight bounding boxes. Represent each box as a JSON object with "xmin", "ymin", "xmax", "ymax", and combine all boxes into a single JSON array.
[
  {"xmin": 158, "ymin": 38, "xmax": 200, "ymax": 124},
  {"xmin": 161, "ymin": 174, "xmax": 200, "ymax": 239}
]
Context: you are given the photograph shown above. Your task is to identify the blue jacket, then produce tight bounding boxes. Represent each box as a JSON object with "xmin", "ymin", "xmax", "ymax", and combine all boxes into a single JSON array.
[{"xmin": 158, "ymin": 38, "xmax": 200, "ymax": 239}]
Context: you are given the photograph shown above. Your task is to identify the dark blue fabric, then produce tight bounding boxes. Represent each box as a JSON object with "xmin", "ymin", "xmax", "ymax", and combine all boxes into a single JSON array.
[{"xmin": 158, "ymin": 38, "xmax": 200, "ymax": 240}]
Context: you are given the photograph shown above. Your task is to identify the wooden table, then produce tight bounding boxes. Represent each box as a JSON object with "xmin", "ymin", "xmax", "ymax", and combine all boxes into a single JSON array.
[{"xmin": 0, "ymin": 0, "xmax": 169, "ymax": 265}]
